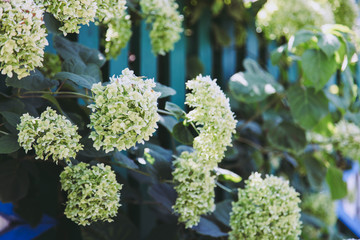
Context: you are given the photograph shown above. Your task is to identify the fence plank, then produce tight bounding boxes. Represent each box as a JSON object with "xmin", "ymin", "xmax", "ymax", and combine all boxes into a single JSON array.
[
  {"xmin": 109, "ymin": 45, "xmax": 129, "ymax": 76},
  {"xmin": 170, "ymin": 34, "xmax": 186, "ymax": 108},
  {"xmin": 222, "ymin": 21, "xmax": 236, "ymax": 85},
  {"xmin": 140, "ymin": 22, "xmax": 158, "ymax": 79},
  {"xmin": 267, "ymin": 41, "xmax": 280, "ymax": 79},
  {"xmin": 78, "ymin": 22, "xmax": 99, "ymax": 49},
  {"xmin": 45, "ymin": 33, "xmax": 56, "ymax": 54},
  {"xmin": 198, "ymin": 10, "xmax": 213, "ymax": 76},
  {"xmin": 246, "ymin": 30, "xmax": 259, "ymax": 60}
]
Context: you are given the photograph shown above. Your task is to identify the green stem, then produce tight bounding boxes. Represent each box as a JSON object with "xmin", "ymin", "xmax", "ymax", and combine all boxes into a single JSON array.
[
  {"xmin": 190, "ymin": 122, "xmax": 200, "ymax": 135},
  {"xmin": 0, "ymin": 130, "xmax": 9, "ymax": 135},
  {"xmin": 20, "ymin": 91, "xmax": 94, "ymax": 100},
  {"xmin": 157, "ymin": 109, "xmax": 173, "ymax": 115},
  {"xmin": 216, "ymin": 181, "xmax": 234, "ymax": 194}
]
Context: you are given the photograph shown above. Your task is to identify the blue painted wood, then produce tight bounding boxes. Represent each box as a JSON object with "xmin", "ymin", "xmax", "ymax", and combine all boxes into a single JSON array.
[
  {"xmin": 170, "ymin": 34, "xmax": 186, "ymax": 108},
  {"xmin": 45, "ymin": 33, "xmax": 56, "ymax": 54},
  {"xmin": 267, "ymin": 41, "xmax": 280, "ymax": 79},
  {"xmin": 109, "ymin": 45, "xmax": 129, "ymax": 76},
  {"xmin": 246, "ymin": 30, "xmax": 259, "ymax": 60},
  {"xmin": 78, "ymin": 22, "xmax": 99, "ymax": 49},
  {"xmin": 198, "ymin": 11, "xmax": 212, "ymax": 76},
  {"xmin": 140, "ymin": 22, "xmax": 157, "ymax": 79},
  {"xmin": 222, "ymin": 21, "xmax": 236, "ymax": 83},
  {"xmin": 288, "ymin": 62, "xmax": 298, "ymax": 83}
]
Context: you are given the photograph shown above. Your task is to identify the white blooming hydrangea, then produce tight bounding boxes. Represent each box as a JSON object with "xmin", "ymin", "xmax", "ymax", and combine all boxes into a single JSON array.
[
  {"xmin": 333, "ymin": 120, "xmax": 360, "ymax": 161},
  {"xmin": 60, "ymin": 162, "xmax": 122, "ymax": 226},
  {"xmin": 140, "ymin": 0, "xmax": 183, "ymax": 55},
  {"xmin": 17, "ymin": 107, "xmax": 83, "ymax": 164},
  {"xmin": 38, "ymin": 0, "xmax": 97, "ymax": 35},
  {"xmin": 185, "ymin": 75, "xmax": 237, "ymax": 169},
  {"xmin": 96, "ymin": 0, "xmax": 132, "ymax": 59},
  {"xmin": 88, "ymin": 68, "xmax": 160, "ymax": 153},
  {"xmin": 302, "ymin": 193, "xmax": 336, "ymax": 225},
  {"xmin": 172, "ymin": 151, "xmax": 216, "ymax": 228},
  {"xmin": 324, "ymin": 0, "xmax": 359, "ymax": 28},
  {"xmin": 256, "ymin": 0, "xmax": 334, "ymax": 40},
  {"xmin": 229, "ymin": 173, "xmax": 302, "ymax": 240},
  {"xmin": 0, "ymin": 0, "xmax": 48, "ymax": 79}
]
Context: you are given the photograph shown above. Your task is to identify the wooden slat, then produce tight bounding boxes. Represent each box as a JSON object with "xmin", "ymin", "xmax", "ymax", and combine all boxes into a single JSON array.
[
  {"xmin": 198, "ymin": 10, "xmax": 213, "ymax": 76},
  {"xmin": 140, "ymin": 22, "xmax": 158, "ymax": 79},
  {"xmin": 246, "ymin": 30, "xmax": 259, "ymax": 60},
  {"xmin": 170, "ymin": 34, "xmax": 186, "ymax": 108},
  {"xmin": 222, "ymin": 21, "xmax": 236, "ymax": 85},
  {"xmin": 45, "ymin": 33, "xmax": 56, "ymax": 54},
  {"xmin": 109, "ymin": 45, "xmax": 129, "ymax": 76},
  {"xmin": 267, "ymin": 41, "xmax": 280, "ymax": 79},
  {"xmin": 78, "ymin": 22, "xmax": 99, "ymax": 49}
]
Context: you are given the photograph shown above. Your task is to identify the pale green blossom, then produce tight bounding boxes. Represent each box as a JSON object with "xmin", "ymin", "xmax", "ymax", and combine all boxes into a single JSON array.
[
  {"xmin": 324, "ymin": 0, "xmax": 359, "ymax": 28},
  {"xmin": 256, "ymin": 0, "xmax": 334, "ymax": 40},
  {"xmin": 333, "ymin": 120, "xmax": 360, "ymax": 160},
  {"xmin": 140, "ymin": 0, "xmax": 183, "ymax": 55},
  {"xmin": 96, "ymin": 0, "xmax": 132, "ymax": 59},
  {"xmin": 60, "ymin": 162, "xmax": 122, "ymax": 226},
  {"xmin": 185, "ymin": 75, "xmax": 237, "ymax": 169},
  {"xmin": 0, "ymin": 0, "xmax": 48, "ymax": 79},
  {"xmin": 172, "ymin": 151, "xmax": 216, "ymax": 228},
  {"xmin": 229, "ymin": 172, "xmax": 302, "ymax": 240},
  {"xmin": 17, "ymin": 107, "xmax": 83, "ymax": 163},
  {"xmin": 88, "ymin": 68, "xmax": 160, "ymax": 153},
  {"xmin": 38, "ymin": 0, "xmax": 97, "ymax": 35}
]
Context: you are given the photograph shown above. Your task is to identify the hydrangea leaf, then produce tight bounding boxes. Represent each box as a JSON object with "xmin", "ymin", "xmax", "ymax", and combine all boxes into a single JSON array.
[
  {"xmin": 326, "ymin": 166, "xmax": 347, "ymax": 200},
  {"xmin": 165, "ymin": 102, "xmax": 185, "ymax": 120},
  {"xmin": 54, "ymin": 72, "xmax": 99, "ymax": 89},
  {"xmin": 318, "ymin": 33, "xmax": 341, "ymax": 57},
  {"xmin": 301, "ymin": 49, "xmax": 337, "ymax": 90},
  {"xmin": 6, "ymin": 70, "xmax": 58, "ymax": 91},
  {"xmin": 192, "ymin": 218, "xmax": 228, "ymax": 237},
  {"xmin": 229, "ymin": 59, "xmax": 283, "ymax": 103},
  {"xmin": 172, "ymin": 122, "xmax": 194, "ymax": 145},
  {"xmin": 212, "ymin": 200, "xmax": 232, "ymax": 227},
  {"xmin": 0, "ymin": 135, "xmax": 20, "ymax": 154},
  {"xmin": 287, "ymin": 86, "xmax": 329, "ymax": 129},
  {"xmin": 154, "ymin": 82, "xmax": 176, "ymax": 98}
]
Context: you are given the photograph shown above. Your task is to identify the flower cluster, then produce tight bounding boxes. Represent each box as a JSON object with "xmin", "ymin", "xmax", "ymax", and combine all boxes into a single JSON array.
[
  {"xmin": 327, "ymin": 0, "xmax": 359, "ymax": 28},
  {"xmin": 229, "ymin": 173, "xmax": 302, "ymax": 240},
  {"xmin": 96, "ymin": 0, "xmax": 132, "ymax": 59},
  {"xmin": 172, "ymin": 151, "xmax": 216, "ymax": 228},
  {"xmin": 186, "ymin": 75, "xmax": 237, "ymax": 168},
  {"xmin": 17, "ymin": 107, "xmax": 83, "ymax": 164},
  {"xmin": 88, "ymin": 68, "xmax": 160, "ymax": 153},
  {"xmin": 302, "ymin": 192, "xmax": 337, "ymax": 226},
  {"xmin": 38, "ymin": 0, "xmax": 97, "ymax": 35},
  {"xmin": 172, "ymin": 75, "xmax": 237, "ymax": 228},
  {"xmin": 256, "ymin": 0, "xmax": 334, "ymax": 40},
  {"xmin": 333, "ymin": 120, "xmax": 360, "ymax": 161},
  {"xmin": 140, "ymin": 0, "xmax": 183, "ymax": 55},
  {"xmin": 60, "ymin": 162, "xmax": 122, "ymax": 226},
  {"xmin": 0, "ymin": 0, "xmax": 48, "ymax": 79}
]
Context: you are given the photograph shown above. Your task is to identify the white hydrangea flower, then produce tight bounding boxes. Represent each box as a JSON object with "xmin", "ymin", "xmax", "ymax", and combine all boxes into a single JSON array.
[
  {"xmin": 17, "ymin": 107, "xmax": 83, "ymax": 164},
  {"xmin": 172, "ymin": 151, "xmax": 216, "ymax": 228},
  {"xmin": 96, "ymin": 0, "xmax": 132, "ymax": 58},
  {"xmin": 0, "ymin": 0, "xmax": 48, "ymax": 79},
  {"xmin": 322, "ymin": 0, "xmax": 359, "ymax": 28},
  {"xmin": 38, "ymin": 0, "xmax": 97, "ymax": 35},
  {"xmin": 229, "ymin": 173, "xmax": 302, "ymax": 240},
  {"xmin": 332, "ymin": 120, "xmax": 360, "ymax": 161},
  {"xmin": 88, "ymin": 68, "xmax": 161, "ymax": 153},
  {"xmin": 60, "ymin": 162, "xmax": 122, "ymax": 226},
  {"xmin": 256, "ymin": 0, "xmax": 334, "ymax": 40},
  {"xmin": 185, "ymin": 75, "xmax": 237, "ymax": 169},
  {"xmin": 302, "ymin": 193, "xmax": 336, "ymax": 226},
  {"xmin": 140, "ymin": 0, "xmax": 183, "ymax": 55}
]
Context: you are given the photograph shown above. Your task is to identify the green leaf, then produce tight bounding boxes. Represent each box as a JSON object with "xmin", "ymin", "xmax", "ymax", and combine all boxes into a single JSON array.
[
  {"xmin": 158, "ymin": 115, "xmax": 177, "ymax": 133},
  {"xmin": 0, "ymin": 158, "xmax": 31, "ymax": 202},
  {"xmin": 267, "ymin": 121, "xmax": 306, "ymax": 153},
  {"xmin": 270, "ymin": 44, "xmax": 286, "ymax": 65},
  {"xmin": 287, "ymin": 86, "xmax": 329, "ymax": 129},
  {"xmin": 43, "ymin": 13, "xmax": 62, "ymax": 35},
  {"xmin": 164, "ymin": 102, "xmax": 185, "ymax": 120},
  {"xmin": 154, "ymin": 82, "xmax": 176, "ymax": 98},
  {"xmin": 0, "ymin": 135, "xmax": 20, "ymax": 154},
  {"xmin": 6, "ymin": 70, "xmax": 58, "ymax": 90},
  {"xmin": 212, "ymin": 200, "xmax": 232, "ymax": 227},
  {"xmin": 192, "ymin": 218, "xmax": 227, "ymax": 237},
  {"xmin": 172, "ymin": 122, "xmax": 194, "ymax": 145},
  {"xmin": 54, "ymin": 72, "xmax": 99, "ymax": 89},
  {"xmin": 311, "ymin": 114, "xmax": 335, "ymax": 137},
  {"xmin": 289, "ymin": 30, "xmax": 315, "ymax": 49},
  {"xmin": 318, "ymin": 33, "xmax": 341, "ymax": 58},
  {"xmin": 81, "ymin": 214, "xmax": 140, "ymax": 240},
  {"xmin": 302, "ymin": 154, "xmax": 327, "ymax": 190},
  {"xmin": 229, "ymin": 59, "xmax": 283, "ymax": 103},
  {"xmin": 301, "ymin": 49, "xmax": 337, "ymax": 90},
  {"xmin": 41, "ymin": 94, "xmax": 65, "ymax": 115},
  {"xmin": 326, "ymin": 166, "xmax": 347, "ymax": 200},
  {"xmin": 215, "ymin": 167, "xmax": 242, "ymax": 183},
  {"xmin": 187, "ymin": 56, "xmax": 204, "ymax": 79},
  {"xmin": 0, "ymin": 111, "xmax": 21, "ymax": 127},
  {"xmin": 113, "ymin": 151, "xmax": 138, "ymax": 169}
]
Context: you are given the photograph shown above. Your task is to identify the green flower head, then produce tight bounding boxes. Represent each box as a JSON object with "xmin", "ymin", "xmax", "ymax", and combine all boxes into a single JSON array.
[
  {"xmin": 256, "ymin": 0, "xmax": 334, "ymax": 40},
  {"xmin": 172, "ymin": 151, "xmax": 216, "ymax": 228},
  {"xmin": 140, "ymin": 0, "xmax": 183, "ymax": 55},
  {"xmin": 333, "ymin": 120, "xmax": 360, "ymax": 161},
  {"xmin": 60, "ymin": 162, "xmax": 122, "ymax": 226},
  {"xmin": 229, "ymin": 172, "xmax": 302, "ymax": 240},
  {"xmin": 38, "ymin": 0, "xmax": 97, "ymax": 35},
  {"xmin": 17, "ymin": 107, "xmax": 83, "ymax": 163},
  {"xmin": 0, "ymin": 0, "xmax": 48, "ymax": 79},
  {"xmin": 302, "ymin": 192, "xmax": 337, "ymax": 226},
  {"xmin": 88, "ymin": 68, "xmax": 161, "ymax": 153},
  {"xmin": 96, "ymin": 0, "xmax": 132, "ymax": 59},
  {"xmin": 185, "ymin": 75, "xmax": 237, "ymax": 169}
]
